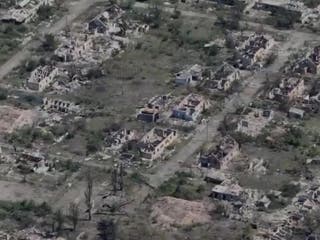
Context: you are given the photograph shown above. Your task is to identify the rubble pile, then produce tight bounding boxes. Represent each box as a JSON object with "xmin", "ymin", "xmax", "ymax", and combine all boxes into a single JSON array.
[{"xmin": 150, "ymin": 196, "xmax": 214, "ymax": 229}]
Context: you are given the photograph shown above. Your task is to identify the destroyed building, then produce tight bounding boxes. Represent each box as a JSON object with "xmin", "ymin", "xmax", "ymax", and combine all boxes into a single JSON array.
[
  {"xmin": 291, "ymin": 58, "xmax": 318, "ymax": 75},
  {"xmin": 87, "ymin": 4, "xmax": 149, "ymax": 38},
  {"xmin": 55, "ymin": 32, "xmax": 124, "ymax": 64},
  {"xmin": 87, "ymin": 4, "xmax": 126, "ymax": 36},
  {"xmin": 210, "ymin": 183, "xmax": 243, "ymax": 202},
  {"xmin": 1, "ymin": 0, "xmax": 54, "ymax": 24},
  {"xmin": 198, "ymin": 135, "xmax": 239, "ymax": 169},
  {"xmin": 288, "ymin": 107, "xmax": 305, "ymax": 119},
  {"xmin": 137, "ymin": 94, "xmax": 172, "ymax": 122},
  {"xmin": 54, "ymin": 4, "xmax": 148, "ymax": 67},
  {"xmin": 27, "ymin": 65, "xmax": 59, "ymax": 92},
  {"xmin": 252, "ymin": 0, "xmax": 303, "ymax": 19},
  {"xmin": 309, "ymin": 46, "xmax": 320, "ymax": 70},
  {"xmin": 171, "ymin": 94, "xmax": 209, "ymax": 122},
  {"xmin": 54, "ymin": 34, "xmax": 95, "ymax": 62},
  {"xmin": 42, "ymin": 97, "xmax": 80, "ymax": 113},
  {"xmin": 289, "ymin": 46, "xmax": 320, "ymax": 75},
  {"xmin": 236, "ymin": 108, "xmax": 274, "ymax": 137},
  {"xmin": 175, "ymin": 64, "xmax": 203, "ymax": 86},
  {"xmin": 204, "ymin": 63, "xmax": 240, "ymax": 91},
  {"xmin": 252, "ymin": 0, "xmax": 320, "ymax": 26},
  {"xmin": 105, "ymin": 129, "xmax": 138, "ymax": 151},
  {"xmin": 138, "ymin": 128, "xmax": 178, "ymax": 161},
  {"xmin": 16, "ymin": 150, "xmax": 49, "ymax": 174},
  {"xmin": 234, "ymin": 34, "xmax": 275, "ymax": 69},
  {"xmin": 269, "ymin": 77, "xmax": 305, "ymax": 102}
]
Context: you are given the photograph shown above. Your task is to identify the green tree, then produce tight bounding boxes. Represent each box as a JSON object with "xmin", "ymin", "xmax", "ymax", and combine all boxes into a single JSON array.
[
  {"xmin": 144, "ymin": 0, "xmax": 163, "ymax": 28},
  {"xmin": 37, "ymin": 4, "xmax": 54, "ymax": 21},
  {"xmin": 42, "ymin": 34, "xmax": 57, "ymax": 52}
]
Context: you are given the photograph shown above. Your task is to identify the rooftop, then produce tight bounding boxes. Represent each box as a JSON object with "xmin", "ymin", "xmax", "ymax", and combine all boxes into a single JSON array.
[
  {"xmin": 212, "ymin": 184, "xmax": 243, "ymax": 196},
  {"xmin": 213, "ymin": 63, "xmax": 237, "ymax": 80}
]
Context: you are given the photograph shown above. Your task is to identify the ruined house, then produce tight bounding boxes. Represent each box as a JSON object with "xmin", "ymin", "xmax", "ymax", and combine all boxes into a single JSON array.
[
  {"xmin": 27, "ymin": 65, "xmax": 59, "ymax": 91},
  {"xmin": 291, "ymin": 58, "xmax": 318, "ymax": 75},
  {"xmin": 1, "ymin": 0, "xmax": 54, "ymax": 24},
  {"xmin": 269, "ymin": 77, "xmax": 305, "ymax": 102},
  {"xmin": 237, "ymin": 108, "xmax": 274, "ymax": 137},
  {"xmin": 205, "ymin": 63, "xmax": 240, "ymax": 91},
  {"xmin": 137, "ymin": 94, "xmax": 172, "ymax": 122},
  {"xmin": 105, "ymin": 129, "xmax": 138, "ymax": 150},
  {"xmin": 171, "ymin": 94, "xmax": 209, "ymax": 122},
  {"xmin": 87, "ymin": 4, "xmax": 126, "ymax": 36},
  {"xmin": 234, "ymin": 34, "xmax": 275, "ymax": 69},
  {"xmin": 138, "ymin": 128, "xmax": 178, "ymax": 161},
  {"xmin": 289, "ymin": 46, "xmax": 320, "ymax": 75},
  {"xmin": 42, "ymin": 97, "xmax": 79, "ymax": 113},
  {"xmin": 54, "ymin": 34, "xmax": 94, "ymax": 62},
  {"xmin": 199, "ymin": 135, "xmax": 239, "ymax": 169},
  {"xmin": 175, "ymin": 64, "xmax": 203, "ymax": 86},
  {"xmin": 210, "ymin": 183, "xmax": 243, "ymax": 202},
  {"xmin": 288, "ymin": 107, "xmax": 305, "ymax": 119},
  {"xmin": 137, "ymin": 106, "xmax": 159, "ymax": 123},
  {"xmin": 309, "ymin": 46, "xmax": 320, "ymax": 69},
  {"xmin": 252, "ymin": 0, "xmax": 303, "ymax": 19},
  {"xmin": 19, "ymin": 151, "xmax": 45, "ymax": 163}
]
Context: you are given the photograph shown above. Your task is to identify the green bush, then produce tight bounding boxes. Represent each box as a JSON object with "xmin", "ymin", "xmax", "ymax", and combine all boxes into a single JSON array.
[
  {"xmin": 55, "ymin": 159, "xmax": 81, "ymax": 173},
  {"xmin": 303, "ymin": 0, "xmax": 320, "ymax": 8},
  {"xmin": 41, "ymin": 34, "xmax": 57, "ymax": 52},
  {"xmin": 0, "ymin": 88, "xmax": 8, "ymax": 100},
  {"xmin": 8, "ymin": 126, "xmax": 54, "ymax": 147},
  {"xmin": 37, "ymin": 4, "xmax": 54, "ymax": 21},
  {"xmin": 0, "ymin": 200, "xmax": 52, "ymax": 225},
  {"xmin": 86, "ymin": 131, "xmax": 104, "ymax": 154},
  {"xmin": 280, "ymin": 183, "xmax": 300, "ymax": 198},
  {"xmin": 157, "ymin": 172, "xmax": 204, "ymax": 200}
]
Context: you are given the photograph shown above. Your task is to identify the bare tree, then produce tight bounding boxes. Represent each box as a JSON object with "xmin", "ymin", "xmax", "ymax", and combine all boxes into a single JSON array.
[
  {"xmin": 84, "ymin": 172, "xmax": 94, "ymax": 221},
  {"xmin": 53, "ymin": 209, "xmax": 65, "ymax": 234},
  {"xmin": 68, "ymin": 202, "xmax": 80, "ymax": 231},
  {"xmin": 97, "ymin": 219, "xmax": 116, "ymax": 240},
  {"xmin": 54, "ymin": 0, "xmax": 64, "ymax": 9}
]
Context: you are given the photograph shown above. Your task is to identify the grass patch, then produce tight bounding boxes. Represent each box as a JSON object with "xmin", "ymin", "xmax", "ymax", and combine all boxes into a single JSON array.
[
  {"xmin": 0, "ymin": 200, "xmax": 51, "ymax": 227},
  {"xmin": 156, "ymin": 172, "xmax": 206, "ymax": 200}
]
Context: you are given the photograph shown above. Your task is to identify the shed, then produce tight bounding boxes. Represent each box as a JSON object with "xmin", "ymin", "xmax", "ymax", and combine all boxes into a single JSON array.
[{"xmin": 289, "ymin": 107, "xmax": 304, "ymax": 119}]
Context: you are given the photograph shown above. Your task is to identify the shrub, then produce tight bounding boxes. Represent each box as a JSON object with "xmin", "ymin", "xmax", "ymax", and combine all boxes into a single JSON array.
[
  {"xmin": 37, "ymin": 4, "xmax": 54, "ymax": 21},
  {"xmin": 303, "ymin": 0, "xmax": 320, "ymax": 8},
  {"xmin": 157, "ymin": 172, "xmax": 203, "ymax": 200},
  {"xmin": 0, "ymin": 200, "xmax": 52, "ymax": 225},
  {"xmin": 86, "ymin": 131, "xmax": 104, "ymax": 154},
  {"xmin": 24, "ymin": 59, "xmax": 38, "ymax": 72},
  {"xmin": 280, "ymin": 183, "xmax": 300, "ymax": 198},
  {"xmin": 0, "ymin": 88, "xmax": 8, "ymax": 100},
  {"xmin": 41, "ymin": 34, "xmax": 57, "ymax": 52},
  {"xmin": 55, "ymin": 159, "xmax": 81, "ymax": 173}
]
